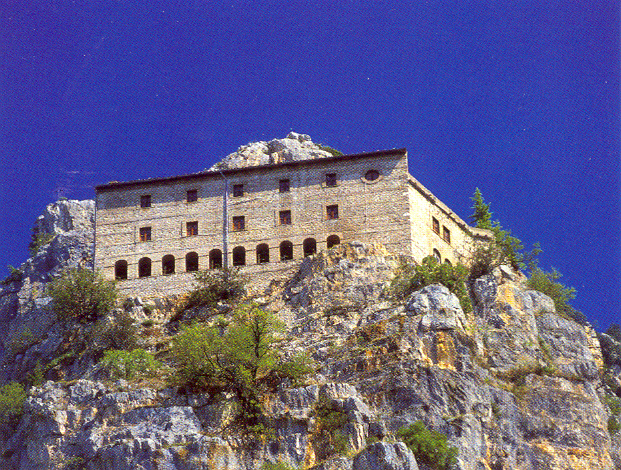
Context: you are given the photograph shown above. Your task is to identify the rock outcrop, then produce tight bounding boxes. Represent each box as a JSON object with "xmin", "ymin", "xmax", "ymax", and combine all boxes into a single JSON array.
[
  {"xmin": 0, "ymin": 200, "xmax": 619, "ymax": 470},
  {"xmin": 208, "ymin": 132, "xmax": 338, "ymax": 171}
]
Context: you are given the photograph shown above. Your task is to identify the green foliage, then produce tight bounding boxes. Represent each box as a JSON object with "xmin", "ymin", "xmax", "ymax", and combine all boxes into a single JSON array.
[
  {"xmin": 97, "ymin": 310, "xmax": 139, "ymax": 351},
  {"xmin": 29, "ymin": 231, "xmax": 54, "ymax": 257},
  {"xmin": 527, "ymin": 265, "xmax": 586, "ymax": 324},
  {"xmin": 1, "ymin": 265, "xmax": 23, "ymax": 285},
  {"xmin": 9, "ymin": 327, "xmax": 37, "ymax": 355},
  {"xmin": 62, "ymin": 456, "xmax": 85, "ymax": 470},
  {"xmin": 470, "ymin": 187, "xmax": 492, "ymax": 229},
  {"xmin": 100, "ymin": 349, "xmax": 162, "ymax": 380},
  {"xmin": 390, "ymin": 256, "xmax": 472, "ymax": 313},
  {"xmin": 315, "ymin": 398, "xmax": 350, "ymax": 456},
  {"xmin": 397, "ymin": 421, "xmax": 458, "ymax": 470},
  {"xmin": 598, "ymin": 331, "xmax": 621, "ymax": 369},
  {"xmin": 172, "ymin": 305, "xmax": 308, "ymax": 420},
  {"xmin": 27, "ymin": 360, "xmax": 46, "ymax": 388},
  {"xmin": 606, "ymin": 324, "xmax": 621, "ymax": 343},
  {"xmin": 182, "ymin": 267, "xmax": 247, "ymax": 312},
  {"xmin": 0, "ymin": 382, "xmax": 27, "ymax": 427},
  {"xmin": 276, "ymin": 352, "xmax": 315, "ymax": 386},
  {"xmin": 47, "ymin": 268, "xmax": 117, "ymax": 323},
  {"xmin": 317, "ymin": 143, "xmax": 343, "ymax": 157},
  {"xmin": 608, "ymin": 416, "xmax": 620, "ymax": 435},
  {"xmin": 260, "ymin": 462, "xmax": 298, "ymax": 470}
]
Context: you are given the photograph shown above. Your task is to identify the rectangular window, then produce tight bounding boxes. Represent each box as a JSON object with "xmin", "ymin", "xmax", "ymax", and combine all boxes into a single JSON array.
[
  {"xmin": 233, "ymin": 216, "xmax": 245, "ymax": 231},
  {"xmin": 233, "ymin": 184, "xmax": 244, "ymax": 197},
  {"xmin": 326, "ymin": 204, "xmax": 339, "ymax": 220},
  {"xmin": 279, "ymin": 210, "xmax": 291, "ymax": 225},
  {"xmin": 187, "ymin": 189, "xmax": 197, "ymax": 202},
  {"xmin": 432, "ymin": 217, "xmax": 440, "ymax": 234},
  {"xmin": 139, "ymin": 226, "xmax": 151, "ymax": 242},
  {"xmin": 187, "ymin": 221, "xmax": 198, "ymax": 236},
  {"xmin": 279, "ymin": 179, "xmax": 290, "ymax": 193},
  {"xmin": 325, "ymin": 173, "xmax": 337, "ymax": 187},
  {"xmin": 140, "ymin": 195, "xmax": 151, "ymax": 208},
  {"xmin": 443, "ymin": 226, "xmax": 451, "ymax": 244}
]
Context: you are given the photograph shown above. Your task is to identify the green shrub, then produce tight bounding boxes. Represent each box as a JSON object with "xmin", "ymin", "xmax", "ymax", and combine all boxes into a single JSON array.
[
  {"xmin": 100, "ymin": 349, "xmax": 162, "ymax": 380},
  {"xmin": 314, "ymin": 398, "xmax": 350, "ymax": 456},
  {"xmin": 527, "ymin": 266, "xmax": 586, "ymax": 324},
  {"xmin": 607, "ymin": 324, "xmax": 621, "ymax": 343},
  {"xmin": 1, "ymin": 265, "xmax": 23, "ymax": 285},
  {"xmin": 317, "ymin": 144, "xmax": 343, "ymax": 157},
  {"xmin": 397, "ymin": 421, "xmax": 457, "ymax": 470},
  {"xmin": 47, "ymin": 268, "xmax": 117, "ymax": 323},
  {"xmin": 29, "ymin": 231, "xmax": 54, "ymax": 257},
  {"xmin": 182, "ymin": 267, "xmax": 247, "ymax": 312},
  {"xmin": 390, "ymin": 256, "xmax": 472, "ymax": 313},
  {"xmin": 260, "ymin": 462, "xmax": 298, "ymax": 470},
  {"xmin": 0, "ymin": 382, "xmax": 27, "ymax": 427},
  {"xmin": 608, "ymin": 416, "xmax": 620, "ymax": 435}
]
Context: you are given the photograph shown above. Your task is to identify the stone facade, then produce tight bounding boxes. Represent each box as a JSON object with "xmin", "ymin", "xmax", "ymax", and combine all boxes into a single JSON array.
[{"xmin": 95, "ymin": 148, "xmax": 489, "ymax": 296}]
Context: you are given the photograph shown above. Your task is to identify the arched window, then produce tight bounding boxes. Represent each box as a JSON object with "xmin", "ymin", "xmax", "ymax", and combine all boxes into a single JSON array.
[
  {"xmin": 444, "ymin": 258, "xmax": 452, "ymax": 266},
  {"xmin": 327, "ymin": 235, "xmax": 340, "ymax": 249},
  {"xmin": 114, "ymin": 260, "xmax": 128, "ymax": 280},
  {"xmin": 256, "ymin": 244, "xmax": 270, "ymax": 264},
  {"xmin": 233, "ymin": 246, "xmax": 246, "ymax": 266},
  {"xmin": 209, "ymin": 249, "xmax": 222, "ymax": 269},
  {"xmin": 162, "ymin": 255, "xmax": 175, "ymax": 275},
  {"xmin": 303, "ymin": 238, "xmax": 317, "ymax": 257},
  {"xmin": 280, "ymin": 240, "xmax": 293, "ymax": 261},
  {"xmin": 186, "ymin": 252, "xmax": 199, "ymax": 272},
  {"xmin": 432, "ymin": 249, "xmax": 441, "ymax": 262},
  {"xmin": 138, "ymin": 257, "xmax": 152, "ymax": 278}
]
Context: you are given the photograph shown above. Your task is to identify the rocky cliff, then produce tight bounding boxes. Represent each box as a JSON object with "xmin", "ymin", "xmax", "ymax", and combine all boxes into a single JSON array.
[{"xmin": 0, "ymin": 201, "xmax": 619, "ymax": 470}]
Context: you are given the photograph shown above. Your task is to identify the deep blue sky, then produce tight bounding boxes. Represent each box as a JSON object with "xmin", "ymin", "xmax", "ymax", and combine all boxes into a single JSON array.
[{"xmin": 1, "ymin": 1, "xmax": 619, "ymax": 329}]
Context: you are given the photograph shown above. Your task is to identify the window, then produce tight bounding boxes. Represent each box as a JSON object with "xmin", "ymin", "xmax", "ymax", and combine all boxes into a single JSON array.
[
  {"xmin": 140, "ymin": 195, "xmax": 151, "ymax": 208},
  {"xmin": 256, "ymin": 243, "xmax": 270, "ymax": 264},
  {"xmin": 187, "ymin": 189, "xmax": 197, "ymax": 202},
  {"xmin": 327, "ymin": 235, "xmax": 340, "ymax": 249},
  {"xmin": 233, "ymin": 184, "xmax": 244, "ymax": 197},
  {"xmin": 443, "ymin": 226, "xmax": 451, "ymax": 244},
  {"xmin": 326, "ymin": 204, "xmax": 339, "ymax": 220},
  {"xmin": 139, "ymin": 226, "xmax": 151, "ymax": 242},
  {"xmin": 280, "ymin": 240, "xmax": 293, "ymax": 261},
  {"xmin": 233, "ymin": 246, "xmax": 246, "ymax": 266},
  {"xmin": 115, "ymin": 260, "xmax": 128, "ymax": 280},
  {"xmin": 187, "ymin": 221, "xmax": 198, "ymax": 236},
  {"xmin": 162, "ymin": 254, "xmax": 175, "ymax": 275},
  {"xmin": 303, "ymin": 238, "xmax": 317, "ymax": 257},
  {"xmin": 138, "ymin": 257, "xmax": 152, "ymax": 278},
  {"xmin": 186, "ymin": 252, "xmax": 199, "ymax": 272},
  {"xmin": 279, "ymin": 210, "xmax": 291, "ymax": 225},
  {"xmin": 209, "ymin": 249, "xmax": 222, "ymax": 269},
  {"xmin": 325, "ymin": 173, "xmax": 337, "ymax": 187},
  {"xmin": 279, "ymin": 179, "xmax": 290, "ymax": 193},
  {"xmin": 233, "ymin": 216, "xmax": 245, "ymax": 231},
  {"xmin": 365, "ymin": 169, "xmax": 380, "ymax": 181},
  {"xmin": 433, "ymin": 249, "xmax": 441, "ymax": 262},
  {"xmin": 432, "ymin": 217, "xmax": 440, "ymax": 234}
]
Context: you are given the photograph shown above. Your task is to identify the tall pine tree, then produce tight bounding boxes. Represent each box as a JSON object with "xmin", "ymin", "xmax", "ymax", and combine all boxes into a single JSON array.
[{"xmin": 470, "ymin": 188, "xmax": 492, "ymax": 229}]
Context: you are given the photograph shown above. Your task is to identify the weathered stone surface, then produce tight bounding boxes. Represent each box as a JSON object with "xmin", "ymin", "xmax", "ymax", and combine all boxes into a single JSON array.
[
  {"xmin": 353, "ymin": 442, "xmax": 419, "ymax": 470},
  {"xmin": 406, "ymin": 284, "xmax": 465, "ymax": 331}
]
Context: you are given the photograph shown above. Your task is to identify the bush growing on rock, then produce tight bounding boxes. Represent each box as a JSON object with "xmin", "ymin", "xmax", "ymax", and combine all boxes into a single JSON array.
[
  {"xmin": 0, "ymin": 382, "xmax": 27, "ymax": 428},
  {"xmin": 100, "ymin": 349, "xmax": 163, "ymax": 380},
  {"xmin": 397, "ymin": 420, "xmax": 457, "ymax": 470},
  {"xmin": 47, "ymin": 268, "xmax": 117, "ymax": 323},
  {"xmin": 390, "ymin": 256, "xmax": 472, "ymax": 313},
  {"xmin": 526, "ymin": 265, "xmax": 586, "ymax": 324},
  {"xmin": 181, "ymin": 267, "xmax": 247, "ymax": 312}
]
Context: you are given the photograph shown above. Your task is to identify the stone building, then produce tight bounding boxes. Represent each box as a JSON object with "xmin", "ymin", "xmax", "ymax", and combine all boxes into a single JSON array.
[{"xmin": 94, "ymin": 134, "xmax": 489, "ymax": 296}]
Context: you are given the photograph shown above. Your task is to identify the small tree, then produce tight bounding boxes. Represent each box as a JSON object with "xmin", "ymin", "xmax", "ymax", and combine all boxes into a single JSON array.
[
  {"xmin": 470, "ymin": 187, "xmax": 492, "ymax": 229},
  {"xmin": 527, "ymin": 264, "xmax": 586, "ymax": 324},
  {"xmin": 47, "ymin": 268, "xmax": 117, "ymax": 323},
  {"xmin": 183, "ymin": 267, "xmax": 247, "ymax": 311},
  {"xmin": 397, "ymin": 421, "xmax": 457, "ymax": 470},
  {"xmin": 0, "ymin": 382, "xmax": 27, "ymax": 428}
]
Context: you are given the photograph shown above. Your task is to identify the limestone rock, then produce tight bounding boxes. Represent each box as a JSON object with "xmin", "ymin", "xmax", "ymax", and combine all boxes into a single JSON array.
[{"xmin": 353, "ymin": 442, "xmax": 419, "ymax": 470}]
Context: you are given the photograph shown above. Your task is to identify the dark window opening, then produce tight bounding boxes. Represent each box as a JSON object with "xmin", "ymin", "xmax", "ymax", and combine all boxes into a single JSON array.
[
  {"xmin": 327, "ymin": 235, "xmax": 340, "ymax": 249},
  {"xmin": 233, "ymin": 184, "xmax": 244, "ymax": 197},
  {"xmin": 233, "ymin": 216, "xmax": 245, "ymax": 231},
  {"xmin": 443, "ymin": 227, "xmax": 451, "ymax": 244},
  {"xmin": 209, "ymin": 249, "xmax": 222, "ymax": 269},
  {"xmin": 432, "ymin": 217, "xmax": 440, "ymax": 234},
  {"xmin": 325, "ymin": 173, "xmax": 337, "ymax": 187},
  {"xmin": 138, "ymin": 257, "xmax": 152, "ymax": 278},
  {"xmin": 186, "ymin": 252, "xmax": 199, "ymax": 272},
  {"xmin": 187, "ymin": 221, "xmax": 198, "ymax": 236},
  {"xmin": 140, "ymin": 195, "xmax": 151, "ymax": 208},
  {"xmin": 303, "ymin": 238, "xmax": 317, "ymax": 257},
  {"xmin": 162, "ymin": 254, "xmax": 175, "ymax": 275},
  {"xmin": 256, "ymin": 243, "xmax": 270, "ymax": 264},
  {"xmin": 280, "ymin": 241, "xmax": 293, "ymax": 261},
  {"xmin": 233, "ymin": 246, "xmax": 246, "ymax": 266},
  {"xmin": 139, "ymin": 226, "xmax": 151, "ymax": 242},
  {"xmin": 115, "ymin": 260, "xmax": 128, "ymax": 280},
  {"xmin": 433, "ymin": 249, "xmax": 441, "ymax": 262},
  {"xmin": 187, "ymin": 189, "xmax": 198, "ymax": 202},
  {"xmin": 365, "ymin": 169, "xmax": 380, "ymax": 181},
  {"xmin": 326, "ymin": 204, "xmax": 339, "ymax": 220},
  {"xmin": 279, "ymin": 179, "xmax": 290, "ymax": 193},
  {"xmin": 279, "ymin": 210, "xmax": 291, "ymax": 225}
]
